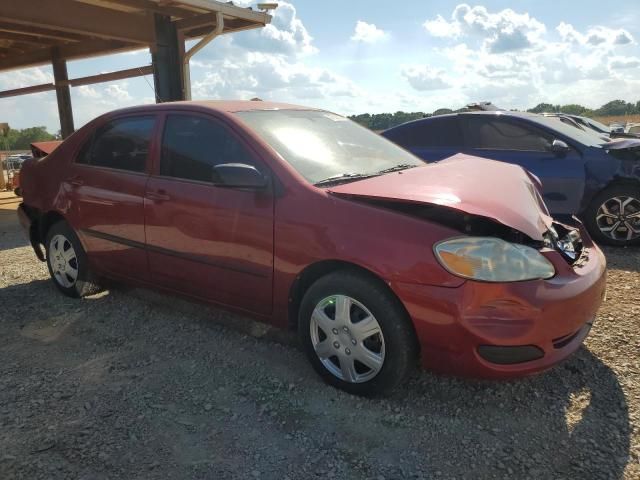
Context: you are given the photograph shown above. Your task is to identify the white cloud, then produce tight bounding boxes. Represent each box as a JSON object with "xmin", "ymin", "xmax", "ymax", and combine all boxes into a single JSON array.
[
  {"xmin": 77, "ymin": 86, "xmax": 101, "ymax": 99},
  {"xmin": 188, "ymin": 1, "xmax": 369, "ymax": 110},
  {"xmin": 401, "ymin": 66, "xmax": 450, "ymax": 91},
  {"xmin": 104, "ymin": 83, "xmax": 132, "ymax": 101},
  {"xmin": 0, "ymin": 67, "xmax": 53, "ymax": 90},
  {"xmin": 609, "ymin": 56, "xmax": 640, "ymax": 69},
  {"xmin": 423, "ymin": 4, "xmax": 546, "ymax": 53},
  {"xmin": 414, "ymin": 4, "xmax": 640, "ymax": 110},
  {"xmin": 231, "ymin": 2, "xmax": 316, "ymax": 56},
  {"xmin": 424, "ymin": 15, "xmax": 461, "ymax": 38},
  {"xmin": 192, "ymin": 52, "xmax": 361, "ymax": 104},
  {"xmin": 557, "ymin": 22, "xmax": 634, "ymax": 48},
  {"xmin": 351, "ymin": 21, "xmax": 388, "ymax": 43}
]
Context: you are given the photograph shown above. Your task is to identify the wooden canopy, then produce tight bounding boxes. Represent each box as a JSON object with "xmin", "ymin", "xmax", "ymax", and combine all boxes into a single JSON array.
[
  {"xmin": 0, "ymin": 0, "xmax": 273, "ymax": 137},
  {"xmin": 0, "ymin": 0, "xmax": 271, "ymax": 71}
]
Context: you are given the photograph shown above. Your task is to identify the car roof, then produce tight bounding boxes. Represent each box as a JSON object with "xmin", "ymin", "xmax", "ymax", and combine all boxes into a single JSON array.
[
  {"xmin": 98, "ymin": 100, "xmax": 322, "ymax": 117},
  {"xmin": 385, "ymin": 110, "xmax": 540, "ymax": 131}
]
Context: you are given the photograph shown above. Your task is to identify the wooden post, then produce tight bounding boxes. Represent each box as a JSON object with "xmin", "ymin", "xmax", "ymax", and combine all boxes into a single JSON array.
[
  {"xmin": 51, "ymin": 48, "xmax": 74, "ymax": 139},
  {"xmin": 151, "ymin": 14, "xmax": 184, "ymax": 102},
  {"xmin": 0, "ymin": 123, "xmax": 8, "ymax": 190}
]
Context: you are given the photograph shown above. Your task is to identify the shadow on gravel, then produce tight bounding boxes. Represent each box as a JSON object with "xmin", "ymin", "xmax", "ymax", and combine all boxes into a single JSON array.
[
  {"xmin": 398, "ymin": 347, "xmax": 631, "ymax": 478},
  {"xmin": 0, "ymin": 212, "xmax": 28, "ymax": 251},
  {"xmin": 0, "ymin": 230, "xmax": 29, "ymax": 250},
  {"xmin": 602, "ymin": 245, "xmax": 640, "ymax": 272}
]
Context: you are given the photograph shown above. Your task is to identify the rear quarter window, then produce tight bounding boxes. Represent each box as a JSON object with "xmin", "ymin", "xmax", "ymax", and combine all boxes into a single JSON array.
[{"xmin": 76, "ymin": 116, "xmax": 155, "ymax": 173}]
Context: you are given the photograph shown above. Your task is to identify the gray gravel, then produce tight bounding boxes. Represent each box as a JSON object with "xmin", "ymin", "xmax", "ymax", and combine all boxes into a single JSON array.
[{"xmin": 0, "ymin": 194, "xmax": 638, "ymax": 479}]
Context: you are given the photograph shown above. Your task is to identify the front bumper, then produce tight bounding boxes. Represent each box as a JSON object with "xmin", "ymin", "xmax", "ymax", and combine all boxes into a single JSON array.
[{"xmin": 393, "ymin": 230, "xmax": 607, "ymax": 379}]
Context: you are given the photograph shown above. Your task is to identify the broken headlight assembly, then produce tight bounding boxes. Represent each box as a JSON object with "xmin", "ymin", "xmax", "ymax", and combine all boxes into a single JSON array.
[
  {"xmin": 434, "ymin": 237, "xmax": 556, "ymax": 282},
  {"xmin": 544, "ymin": 224, "xmax": 583, "ymax": 263}
]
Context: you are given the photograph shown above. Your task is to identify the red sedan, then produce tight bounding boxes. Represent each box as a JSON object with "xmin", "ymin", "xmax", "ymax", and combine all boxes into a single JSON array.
[{"xmin": 17, "ymin": 101, "xmax": 606, "ymax": 396}]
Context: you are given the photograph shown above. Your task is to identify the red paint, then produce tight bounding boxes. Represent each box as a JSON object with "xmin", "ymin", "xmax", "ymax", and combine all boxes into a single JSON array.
[
  {"xmin": 18, "ymin": 101, "xmax": 607, "ymax": 379},
  {"xmin": 329, "ymin": 154, "xmax": 554, "ymax": 241}
]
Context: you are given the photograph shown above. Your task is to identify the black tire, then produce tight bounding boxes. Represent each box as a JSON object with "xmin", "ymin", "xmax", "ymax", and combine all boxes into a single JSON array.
[
  {"xmin": 298, "ymin": 270, "xmax": 418, "ymax": 397},
  {"xmin": 583, "ymin": 184, "xmax": 640, "ymax": 247},
  {"xmin": 45, "ymin": 220, "xmax": 102, "ymax": 297},
  {"xmin": 13, "ymin": 187, "xmax": 22, "ymax": 197}
]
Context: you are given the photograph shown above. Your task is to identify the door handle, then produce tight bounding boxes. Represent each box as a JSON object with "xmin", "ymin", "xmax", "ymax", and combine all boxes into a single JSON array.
[
  {"xmin": 147, "ymin": 190, "xmax": 171, "ymax": 202},
  {"xmin": 68, "ymin": 176, "xmax": 83, "ymax": 187}
]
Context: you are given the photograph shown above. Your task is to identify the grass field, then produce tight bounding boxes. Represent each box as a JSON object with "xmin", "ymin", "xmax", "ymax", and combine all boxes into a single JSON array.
[{"xmin": 593, "ymin": 114, "xmax": 640, "ymax": 126}]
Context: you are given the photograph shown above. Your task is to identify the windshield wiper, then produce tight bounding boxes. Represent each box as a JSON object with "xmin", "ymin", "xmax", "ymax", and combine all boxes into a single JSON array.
[
  {"xmin": 375, "ymin": 163, "xmax": 418, "ymax": 175},
  {"xmin": 314, "ymin": 172, "xmax": 379, "ymax": 187}
]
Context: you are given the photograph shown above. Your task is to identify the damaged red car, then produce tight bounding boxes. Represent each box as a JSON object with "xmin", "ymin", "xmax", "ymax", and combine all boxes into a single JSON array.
[{"xmin": 17, "ymin": 101, "xmax": 607, "ymax": 396}]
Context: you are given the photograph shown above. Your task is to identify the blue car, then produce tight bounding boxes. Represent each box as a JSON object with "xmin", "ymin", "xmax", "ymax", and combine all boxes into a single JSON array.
[{"xmin": 383, "ymin": 111, "xmax": 640, "ymax": 246}]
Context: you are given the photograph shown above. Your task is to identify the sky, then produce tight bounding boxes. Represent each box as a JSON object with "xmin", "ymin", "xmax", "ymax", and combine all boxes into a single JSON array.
[{"xmin": 1, "ymin": 0, "xmax": 639, "ymax": 133}]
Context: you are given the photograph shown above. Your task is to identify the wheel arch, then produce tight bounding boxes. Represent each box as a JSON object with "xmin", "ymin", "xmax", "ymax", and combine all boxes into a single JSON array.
[
  {"xmin": 607, "ymin": 177, "xmax": 640, "ymax": 189},
  {"xmin": 582, "ymin": 177, "xmax": 640, "ymax": 213},
  {"xmin": 38, "ymin": 210, "xmax": 67, "ymax": 243},
  {"xmin": 287, "ymin": 260, "xmax": 416, "ymax": 340}
]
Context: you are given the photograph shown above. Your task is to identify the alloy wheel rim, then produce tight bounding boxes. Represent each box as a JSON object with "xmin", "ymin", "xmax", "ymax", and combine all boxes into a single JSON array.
[
  {"xmin": 310, "ymin": 295, "xmax": 385, "ymax": 383},
  {"xmin": 596, "ymin": 196, "xmax": 640, "ymax": 241},
  {"xmin": 49, "ymin": 234, "xmax": 79, "ymax": 288}
]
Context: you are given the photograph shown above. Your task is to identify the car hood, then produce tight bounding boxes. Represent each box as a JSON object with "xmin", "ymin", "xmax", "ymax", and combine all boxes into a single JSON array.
[
  {"xmin": 601, "ymin": 138, "xmax": 640, "ymax": 150},
  {"xmin": 328, "ymin": 154, "xmax": 554, "ymax": 241}
]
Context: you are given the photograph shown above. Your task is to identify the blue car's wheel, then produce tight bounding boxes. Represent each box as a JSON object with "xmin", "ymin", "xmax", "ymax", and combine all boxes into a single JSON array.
[{"xmin": 585, "ymin": 185, "xmax": 640, "ymax": 246}]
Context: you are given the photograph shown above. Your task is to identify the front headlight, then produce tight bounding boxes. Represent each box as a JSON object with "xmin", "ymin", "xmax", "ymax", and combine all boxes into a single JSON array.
[{"xmin": 434, "ymin": 237, "xmax": 555, "ymax": 282}]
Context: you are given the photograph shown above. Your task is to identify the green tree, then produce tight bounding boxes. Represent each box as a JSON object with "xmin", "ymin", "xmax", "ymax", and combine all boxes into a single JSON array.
[
  {"xmin": 527, "ymin": 103, "xmax": 558, "ymax": 113},
  {"xmin": 4, "ymin": 126, "xmax": 55, "ymax": 150},
  {"xmin": 595, "ymin": 100, "xmax": 635, "ymax": 116},
  {"xmin": 432, "ymin": 108, "xmax": 453, "ymax": 116},
  {"xmin": 559, "ymin": 104, "xmax": 587, "ymax": 115}
]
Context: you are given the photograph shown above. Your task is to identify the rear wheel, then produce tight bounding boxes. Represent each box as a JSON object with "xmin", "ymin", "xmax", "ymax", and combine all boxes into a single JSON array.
[
  {"xmin": 584, "ymin": 185, "xmax": 640, "ymax": 246},
  {"xmin": 298, "ymin": 270, "xmax": 418, "ymax": 396},
  {"xmin": 13, "ymin": 187, "xmax": 22, "ymax": 197},
  {"xmin": 45, "ymin": 221, "xmax": 102, "ymax": 297}
]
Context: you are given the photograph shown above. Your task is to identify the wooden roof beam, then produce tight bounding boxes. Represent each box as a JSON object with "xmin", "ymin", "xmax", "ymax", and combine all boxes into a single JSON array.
[
  {"xmin": 62, "ymin": 65, "xmax": 154, "ymax": 87},
  {"xmin": 0, "ymin": 22, "xmax": 86, "ymax": 42},
  {"xmin": 78, "ymin": 0, "xmax": 196, "ymax": 18},
  {"xmin": 0, "ymin": 31, "xmax": 61, "ymax": 46},
  {"xmin": 0, "ymin": 40, "xmax": 139, "ymax": 71},
  {"xmin": 0, "ymin": 0, "xmax": 155, "ymax": 44},
  {"xmin": 153, "ymin": 0, "xmax": 271, "ymax": 25},
  {"xmin": 0, "ymin": 82, "xmax": 55, "ymax": 99}
]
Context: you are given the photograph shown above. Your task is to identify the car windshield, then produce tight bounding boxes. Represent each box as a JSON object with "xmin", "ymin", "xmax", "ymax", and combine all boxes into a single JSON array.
[
  {"xmin": 583, "ymin": 117, "xmax": 611, "ymax": 133},
  {"xmin": 528, "ymin": 115, "xmax": 606, "ymax": 147},
  {"xmin": 235, "ymin": 110, "xmax": 423, "ymax": 185}
]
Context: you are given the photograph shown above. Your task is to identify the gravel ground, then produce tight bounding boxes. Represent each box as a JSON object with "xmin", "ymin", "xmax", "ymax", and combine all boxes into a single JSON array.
[{"xmin": 0, "ymin": 191, "xmax": 638, "ymax": 480}]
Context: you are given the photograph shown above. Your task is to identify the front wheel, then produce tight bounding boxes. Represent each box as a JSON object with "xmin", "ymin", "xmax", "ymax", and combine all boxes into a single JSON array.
[
  {"xmin": 45, "ymin": 220, "xmax": 102, "ymax": 297},
  {"xmin": 584, "ymin": 185, "xmax": 640, "ymax": 246},
  {"xmin": 298, "ymin": 270, "xmax": 418, "ymax": 396}
]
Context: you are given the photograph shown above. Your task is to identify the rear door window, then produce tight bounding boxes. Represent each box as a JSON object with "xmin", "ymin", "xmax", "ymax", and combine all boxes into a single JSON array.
[
  {"xmin": 159, "ymin": 114, "xmax": 258, "ymax": 184},
  {"xmin": 388, "ymin": 117, "xmax": 463, "ymax": 148},
  {"xmin": 77, "ymin": 116, "xmax": 155, "ymax": 172},
  {"xmin": 463, "ymin": 116, "xmax": 553, "ymax": 151}
]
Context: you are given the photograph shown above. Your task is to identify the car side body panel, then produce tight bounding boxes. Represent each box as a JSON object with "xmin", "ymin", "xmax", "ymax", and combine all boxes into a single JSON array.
[{"xmin": 383, "ymin": 112, "xmax": 640, "ymax": 220}]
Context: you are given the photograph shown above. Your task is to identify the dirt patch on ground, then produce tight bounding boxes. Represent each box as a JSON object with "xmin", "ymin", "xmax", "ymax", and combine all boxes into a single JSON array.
[{"xmin": 0, "ymin": 197, "xmax": 638, "ymax": 479}]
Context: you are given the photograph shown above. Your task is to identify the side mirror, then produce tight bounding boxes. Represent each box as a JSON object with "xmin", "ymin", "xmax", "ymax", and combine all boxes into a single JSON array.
[
  {"xmin": 213, "ymin": 163, "xmax": 268, "ymax": 189},
  {"xmin": 550, "ymin": 139, "xmax": 570, "ymax": 155}
]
